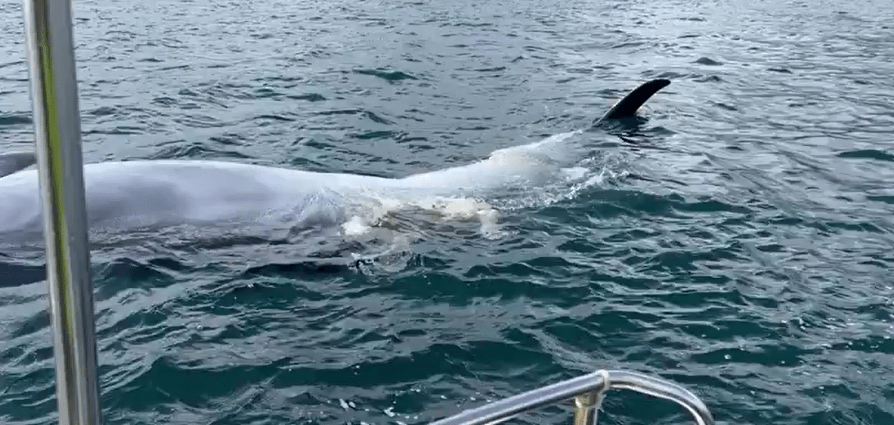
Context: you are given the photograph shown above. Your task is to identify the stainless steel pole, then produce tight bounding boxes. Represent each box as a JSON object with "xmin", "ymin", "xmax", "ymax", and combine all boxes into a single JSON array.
[{"xmin": 21, "ymin": 1, "xmax": 102, "ymax": 425}]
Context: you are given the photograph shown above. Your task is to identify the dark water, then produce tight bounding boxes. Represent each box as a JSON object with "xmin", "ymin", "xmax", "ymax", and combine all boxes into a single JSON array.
[{"xmin": 2, "ymin": 0, "xmax": 894, "ymax": 424}]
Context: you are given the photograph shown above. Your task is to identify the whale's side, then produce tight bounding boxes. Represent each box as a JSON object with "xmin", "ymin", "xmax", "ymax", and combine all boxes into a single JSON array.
[
  {"xmin": 0, "ymin": 151, "xmax": 37, "ymax": 178},
  {"xmin": 0, "ymin": 160, "xmax": 399, "ymax": 239},
  {"xmin": 0, "ymin": 79, "xmax": 671, "ymax": 243}
]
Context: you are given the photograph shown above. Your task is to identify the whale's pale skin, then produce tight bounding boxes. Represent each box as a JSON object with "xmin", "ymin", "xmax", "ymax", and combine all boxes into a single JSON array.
[
  {"xmin": 0, "ymin": 131, "xmax": 582, "ymax": 243},
  {"xmin": 0, "ymin": 80, "xmax": 671, "ymax": 245}
]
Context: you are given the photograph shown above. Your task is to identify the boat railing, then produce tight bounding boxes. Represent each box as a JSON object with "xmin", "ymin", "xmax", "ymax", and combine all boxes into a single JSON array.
[
  {"xmin": 428, "ymin": 369, "xmax": 713, "ymax": 425},
  {"xmin": 17, "ymin": 1, "xmax": 715, "ymax": 425}
]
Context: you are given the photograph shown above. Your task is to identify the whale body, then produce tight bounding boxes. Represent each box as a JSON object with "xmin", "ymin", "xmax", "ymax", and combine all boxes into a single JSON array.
[{"xmin": 0, "ymin": 79, "xmax": 670, "ymax": 245}]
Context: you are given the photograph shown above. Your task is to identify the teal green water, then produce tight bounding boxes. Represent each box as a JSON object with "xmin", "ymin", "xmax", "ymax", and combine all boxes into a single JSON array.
[{"xmin": 2, "ymin": 0, "xmax": 894, "ymax": 424}]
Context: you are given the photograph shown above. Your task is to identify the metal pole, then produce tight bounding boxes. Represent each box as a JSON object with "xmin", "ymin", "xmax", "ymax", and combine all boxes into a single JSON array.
[
  {"xmin": 21, "ymin": 1, "xmax": 102, "ymax": 425},
  {"xmin": 572, "ymin": 390, "xmax": 602, "ymax": 425}
]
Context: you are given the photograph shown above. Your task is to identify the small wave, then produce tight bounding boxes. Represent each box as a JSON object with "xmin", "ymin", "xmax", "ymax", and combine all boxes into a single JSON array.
[
  {"xmin": 837, "ymin": 149, "xmax": 894, "ymax": 162},
  {"xmin": 694, "ymin": 57, "xmax": 723, "ymax": 66},
  {"xmin": 0, "ymin": 113, "xmax": 30, "ymax": 127},
  {"xmin": 0, "ymin": 258, "xmax": 45, "ymax": 288},
  {"xmin": 353, "ymin": 69, "xmax": 419, "ymax": 82},
  {"xmin": 147, "ymin": 143, "xmax": 251, "ymax": 160},
  {"xmin": 286, "ymin": 93, "xmax": 327, "ymax": 102}
]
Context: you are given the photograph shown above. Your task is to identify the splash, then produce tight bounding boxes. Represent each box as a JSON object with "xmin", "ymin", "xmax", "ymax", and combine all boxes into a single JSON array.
[{"xmin": 338, "ymin": 130, "xmax": 631, "ymax": 247}]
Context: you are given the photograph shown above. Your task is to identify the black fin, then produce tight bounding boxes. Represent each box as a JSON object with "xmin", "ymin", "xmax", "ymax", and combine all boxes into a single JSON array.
[
  {"xmin": 593, "ymin": 79, "xmax": 671, "ymax": 126},
  {"xmin": 0, "ymin": 152, "xmax": 37, "ymax": 178}
]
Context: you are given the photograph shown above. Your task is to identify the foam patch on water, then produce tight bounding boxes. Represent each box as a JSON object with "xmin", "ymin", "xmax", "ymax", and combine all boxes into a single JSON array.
[
  {"xmin": 343, "ymin": 193, "xmax": 504, "ymax": 239},
  {"xmin": 488, "ymin": 152, "xmax": 627, "ymax": 212},
  {"xmin": 560, "ymin": 166, "xmax": 589, "ymax": 181},
  {"xmin": 342, "ymin": 215, "xmax": 372, "ymax": 236}
]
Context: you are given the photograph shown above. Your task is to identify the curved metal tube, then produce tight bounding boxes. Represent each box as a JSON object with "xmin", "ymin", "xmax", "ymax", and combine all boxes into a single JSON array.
[
  {"xmin": 600, "ymin": 370, "xmax": 714, "ymax": 425},
  {"xmin": 428, "ymin": 369, "xmax": 714, "ymax": 425}
]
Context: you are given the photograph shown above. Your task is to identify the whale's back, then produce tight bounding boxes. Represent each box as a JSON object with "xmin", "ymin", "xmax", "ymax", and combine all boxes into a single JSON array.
[
  {"xmin": 0, "ymin": 160, "xmax": 357, "ymax": 243},
  {"xmin": 399, "ymin": 131, "xmax": 583, "ymax": 194}
]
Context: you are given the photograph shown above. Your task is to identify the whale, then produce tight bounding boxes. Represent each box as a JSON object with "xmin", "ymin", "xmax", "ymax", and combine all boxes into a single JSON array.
[
  {"xmin": 0, "ymin": 151, "xmax": 36, "ymax": 179},
  {"xmin": 0, "ymin": 79, "xmax": 670, "ymax": 246}
]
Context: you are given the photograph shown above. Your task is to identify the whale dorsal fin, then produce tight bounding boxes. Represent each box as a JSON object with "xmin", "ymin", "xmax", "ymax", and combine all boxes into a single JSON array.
[
  {"xmin": 0, "ymin": 80, "xmax": 672, "ymax": 179},
  {"xmin": 0, "ymin": 152, "xmax": 37, "ymax": 178},
  {"xmin": 593, "ymin": 79, "xmax": 671, "ymax": 126}
]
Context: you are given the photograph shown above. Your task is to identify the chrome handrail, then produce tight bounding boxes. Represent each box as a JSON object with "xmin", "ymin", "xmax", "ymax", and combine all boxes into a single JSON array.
[
  {"xmin": 429, "ymin": 369, "xmax": 714, "ymax": 425},
  {"xmin": 21, "ymin": 1, "xmax": 102, "ymax": 425}
]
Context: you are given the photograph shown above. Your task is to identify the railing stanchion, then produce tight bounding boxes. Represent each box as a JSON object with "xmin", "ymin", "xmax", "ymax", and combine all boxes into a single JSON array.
[{"xmin": 21, "ymin": 1, "xmax": 102, "ymax": 425}]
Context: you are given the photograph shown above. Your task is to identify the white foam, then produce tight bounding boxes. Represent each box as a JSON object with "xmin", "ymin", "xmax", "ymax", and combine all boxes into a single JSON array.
[
  {"xmin": 342, "ymin": 215, "xmax": 371, "ymax": 236},
  {"xmin": 561, "ymin": 166, "xmax": 589, "ymax": 181}
]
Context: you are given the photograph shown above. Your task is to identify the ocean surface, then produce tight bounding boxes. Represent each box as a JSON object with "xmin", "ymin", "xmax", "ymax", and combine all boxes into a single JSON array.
[{"xmin": 2, "ymin": 0, "xmax": 894, "ymax": 424}]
